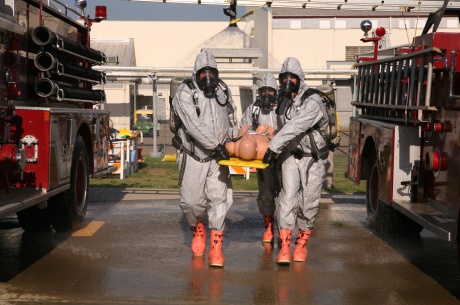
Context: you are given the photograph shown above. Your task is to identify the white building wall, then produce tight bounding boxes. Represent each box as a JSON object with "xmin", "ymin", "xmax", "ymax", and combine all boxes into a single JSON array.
[
  {"xmin": 91, "ymin": 21, "xmax": 243, "ymax": 67},
  {"xmin": 90, "ymin": 13, "xmax": 459, "ymax": 130},
  {"xmin": 91, "ymin": 17, "xmax": 460, "ymax": 70}
]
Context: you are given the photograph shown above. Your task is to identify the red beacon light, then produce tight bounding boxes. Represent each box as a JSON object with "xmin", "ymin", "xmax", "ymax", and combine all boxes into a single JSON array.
[
  {"xmin": 95, "ymin": 6, "xmax": 107, "ymax": 22},
  {"xmin": 375, "ymin": 27, "xmax": 386, "ymax": 38}
]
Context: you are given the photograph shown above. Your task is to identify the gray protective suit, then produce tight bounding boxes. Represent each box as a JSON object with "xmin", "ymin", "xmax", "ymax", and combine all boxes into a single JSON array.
[
  {"xmin": 268, "ymin": 57, "xmax": 328, "ymax": 231},
  {"xmin": 172, "ymin": 50, "xmax": 239, "ymax": 231},
  {"xmin": 240, "ymin": 73, "xmax": 278, "ymax": 215}
]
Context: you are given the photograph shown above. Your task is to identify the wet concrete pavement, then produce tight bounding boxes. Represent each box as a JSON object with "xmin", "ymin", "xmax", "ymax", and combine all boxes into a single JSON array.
[{"xmin": 0, "ymin": 189, "xmax": 459, "ymax": 304}]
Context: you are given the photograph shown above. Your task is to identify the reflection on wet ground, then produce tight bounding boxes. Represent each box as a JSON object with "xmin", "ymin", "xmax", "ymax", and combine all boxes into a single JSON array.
[{"xmin": 0, "ymin": 191, "xmax": 459, "ymax": 304}]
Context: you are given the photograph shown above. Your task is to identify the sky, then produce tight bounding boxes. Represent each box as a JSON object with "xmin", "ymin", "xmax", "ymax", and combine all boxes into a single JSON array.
[{"xmin": 56, "ymin": 0, "xmax": 245, "ymax": 21}]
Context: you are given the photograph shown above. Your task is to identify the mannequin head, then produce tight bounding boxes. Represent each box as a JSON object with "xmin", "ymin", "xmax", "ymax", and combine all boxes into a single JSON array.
[{"xmin": 238, "ymin": 137, "xmax": 257, "ymax": 160}]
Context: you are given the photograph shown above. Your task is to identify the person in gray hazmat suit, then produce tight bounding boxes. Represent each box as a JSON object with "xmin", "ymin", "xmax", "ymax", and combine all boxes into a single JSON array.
[
  {"xmin": 240, "ymin": 73, "xmax": 278, "ymax": 244},
  {"xmin": 263, "ymin": 57, "xmax": 329, "ymax": 265},
  {"xmin": 171, "ymin": 50, "xmax": 239, "ymax": 267}
]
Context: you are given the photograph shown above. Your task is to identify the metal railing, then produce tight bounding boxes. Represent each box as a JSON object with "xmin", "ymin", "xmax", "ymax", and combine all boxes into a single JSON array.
[
  {"xmin": 353, "ymin": 47, "xmax": 443, "ymax": 124},
  {"xmin": 95, "ymin": 66, "xmax": 358, "ymax": 157}
]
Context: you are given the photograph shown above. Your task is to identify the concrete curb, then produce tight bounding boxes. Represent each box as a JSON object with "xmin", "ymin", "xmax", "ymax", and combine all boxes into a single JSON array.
[{"xmin": 89, "ymin": 187, "xmax": 364, "ymax": 202}]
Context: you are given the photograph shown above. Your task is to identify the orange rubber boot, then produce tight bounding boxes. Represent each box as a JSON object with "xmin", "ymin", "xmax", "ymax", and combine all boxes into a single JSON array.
[
  {"xmin": 292, "ymin": 229, "xmax": 311, "ymax": 262},
  {"xmin": 276, "ymin": 229, "xmax": 292, "ymax": 265},
  {"xmin": 191, "ymin": 223, "xmax": 206, "ymax": 256},
  {"xmin": 262, "ymin": 214, "xmax": 275, "ymax": 243},
  {"xmin": 208, "ymin": 230, "xmax": 225, "ymax": 267}
]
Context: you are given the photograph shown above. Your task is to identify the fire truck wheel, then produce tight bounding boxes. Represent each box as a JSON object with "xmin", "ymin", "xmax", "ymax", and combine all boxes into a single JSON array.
[
  {"xmin": 16, "ymin": 205, "xmax": 52, "ymax": 231},
  {"xmin": 366, "ymin": 159, "xmax": 388, "ymax": 227},
  {"xmin": 49, "ymin": 135, "xmax": 89, "ymax": 232}
]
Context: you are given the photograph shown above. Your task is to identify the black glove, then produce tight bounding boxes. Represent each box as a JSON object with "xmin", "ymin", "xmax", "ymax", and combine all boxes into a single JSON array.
[
  {"xmin": 263, "ymin": 148, "xmax": 278, "ymax": 166},
  {"xmin": 210, "ymin": 143, "xmax": 230, "ymax": 162}
]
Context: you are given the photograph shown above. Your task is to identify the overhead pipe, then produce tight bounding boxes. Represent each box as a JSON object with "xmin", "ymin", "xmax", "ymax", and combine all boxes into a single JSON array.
[
  {"xmin": 32, "ymin": 26, "xmax": 107, "ymax": 64},
  {"xmin": 93, "ymin": 66, "xmax": 357, "ymax": 76},
  {"xmin": 35, "ymin": 78, "xmax": 105, "ymax": 104},
  {"xmin": 34, "ymin": 52, "xmax": 106, "ymax": 84}
]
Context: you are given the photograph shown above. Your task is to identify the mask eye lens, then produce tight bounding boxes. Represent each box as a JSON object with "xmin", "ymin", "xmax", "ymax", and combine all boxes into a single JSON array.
[
  {"xmin": 199, "ymin": 69, "xmax": 216, "ymax": 81},
  {"xmin": 259, "ymin": 87, "xmax": 276, "ymax": 96},
  {"xmin": 282, "ymin": 74, "xmax": 297, "ymax": 85}
]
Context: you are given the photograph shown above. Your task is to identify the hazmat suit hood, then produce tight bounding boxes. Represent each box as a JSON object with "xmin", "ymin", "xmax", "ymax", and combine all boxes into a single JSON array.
[
  {"xmin": 258, "ymin": 73, "xmax": 278, "ymax": 110},
  {"xmin": 259, "ymin": 73, "xmax": 278, "ymax": 90},
  {"xmin": 280, "ymin": 57, "xmax": 304, "ymax": 81},
  {"xmin": 192, "ymin": 50, "xmax": 218, "ymax": 77},
  {"xmin": 192, "ymin": 50, "xmax": 219, "ymax": 98},
  {"xmin": 279, "ymin": 57, "xmax": 306, "ymax": 98}
]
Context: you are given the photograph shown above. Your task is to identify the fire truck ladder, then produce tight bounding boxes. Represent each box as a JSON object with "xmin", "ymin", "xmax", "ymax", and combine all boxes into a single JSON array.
[{"xmin": 352, "ymin": 47, "xmax": 445, "ymax": 124}]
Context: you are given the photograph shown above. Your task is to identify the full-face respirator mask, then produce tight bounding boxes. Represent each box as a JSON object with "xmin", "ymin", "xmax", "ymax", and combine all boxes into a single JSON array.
[
  {"xmin": 258, "ymin": 86, "xmax": 277, "ymax": 110},
  {"xmin": 196, "ymin": 67, "xmax": 219, "ymax": 98},
  {"xmin": 278, "ymin": 72, "xmax": 300, "ymax": 99}
]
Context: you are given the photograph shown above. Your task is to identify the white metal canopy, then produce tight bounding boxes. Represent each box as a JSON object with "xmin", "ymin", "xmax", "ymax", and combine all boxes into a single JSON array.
[{"xmin": 124, "ymin": 0, "xmax": 460, "ymax": 12}]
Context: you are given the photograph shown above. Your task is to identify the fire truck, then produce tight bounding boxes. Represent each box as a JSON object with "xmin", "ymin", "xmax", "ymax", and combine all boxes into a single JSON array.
[
  {"xmin": 0, "ymin": 0, "xmax": 112, "ymax": 232},
  {"xmin": 347, "ymin": 0, "xmax": 459, "ymax": 258}
]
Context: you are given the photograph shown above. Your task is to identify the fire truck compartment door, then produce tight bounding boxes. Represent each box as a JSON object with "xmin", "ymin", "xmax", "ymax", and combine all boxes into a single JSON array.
[{"xmin": 392, "ymin": 125, "xmax": 420, "ymax": 204}]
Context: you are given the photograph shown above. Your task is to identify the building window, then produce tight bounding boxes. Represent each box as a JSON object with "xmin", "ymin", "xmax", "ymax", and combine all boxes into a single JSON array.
[
  {"xmin": 345, "ymin": 46, "xmax": 374, "ymax": 61},
  {"xmin": 320, "ymin": 20, "xmax": 331, "ymax": 29},
  {"xmin": 399, "ymin": 19, "xmax": 410, "ymax": 29},
  {"xmin": 447, "ymin": 19, "xmax": 458, "ymax": 28},
  {"xmin": 335, "ymin": 20, "xmax": 347, "ymax": 29},
  {"xmin": 290, "ymin": 20, "xmax": 301, "ymax": 29}
]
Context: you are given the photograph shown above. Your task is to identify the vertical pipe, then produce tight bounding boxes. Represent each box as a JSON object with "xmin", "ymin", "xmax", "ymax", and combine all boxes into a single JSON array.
[
  {"xmin": 373, "ymin": 63, "xmax": 380, "ymax": 105},
  {"xmin": 389, "ymin": 60, "xmax": 397, "ymax": 106},
  {"xmin": 352, "ymin": 73, "xmax": 357, "ymax": 117},
  {"xmin": 368, "ymin": 64, "xmax": 374, "ymax": 106},
  {"xmin": 252, "ymin": 73, "xmax": 257, "ymax": 103},
  {"xmin": 416, "ymin": 54, "xmax": 425, "ymax": 107},
  {"xmin": 120, "ymin": 141, "xmax": 125, "ymax": 180},
  {"xmin": 356, "ymin": 65, "xmax": 362, "ymax": 103},
  {"xmin": 361, "ymin": 66, "xmax": 368, "ymax": 114},
  {"xmin": 39, "ymin": 0, "xmax": 43, "ymax": 26},
  {"xmin": 400, "ymin": 57, "xmax": 410, "ymax": 106},
  {"xmin": 149, "ymin": 74, "xmax": 162, "ymax": 157},
  {"xmin": 409, "ymin": 56, "xmax": 417, "ymax": 108},
  {"xmin": 133, "ymin": 82, "xmax": 137, "ymax": 118},
  {"xmin": 425, "ymin": 53, "xmax": 434, "ymax": 108},
  {"xmin": 384, "ymin": 61, "xmax": 391, "ymax": 105},
  {"xmin": 395, "ymin": 59, "xmax": 403, "ymax": 106},
  {"xmin": 449, "ymin": 50, "xmax": 458, "ymax": 99}
]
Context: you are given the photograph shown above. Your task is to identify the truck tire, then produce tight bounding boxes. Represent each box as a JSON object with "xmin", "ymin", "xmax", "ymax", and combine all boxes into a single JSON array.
[
  {"xmin": 366, "ymin": 159, "xmax": 396, "ymax": 232},
  {"xmin": 366, "ymin": 159, "xmax": 383, "ymax": 226},
  {"xmin": 16, "ymin": 205, "xmax": 51, "ymax": 231},
  {"xmin": 49, "ymin": 135, "xmax": 89, "ymax": 232}
]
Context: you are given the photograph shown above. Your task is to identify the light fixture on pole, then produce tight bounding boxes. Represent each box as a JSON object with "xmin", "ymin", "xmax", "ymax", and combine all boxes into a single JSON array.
[{"xmin": 74, "ymin": 0, "xmax": 87, "ymax": 11}]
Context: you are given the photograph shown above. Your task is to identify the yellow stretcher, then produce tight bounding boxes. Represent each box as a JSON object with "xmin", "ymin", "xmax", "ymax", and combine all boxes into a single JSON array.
[
  {"xmin": 162, "ymin": 154, "xmax": 177, "ymax": 162},
  {"xmin": 163, "ymin": 154, "xmax": 268, "ymax": 169},
  {"xmin": 218, "ymin": 157, "xmax": 269, "ymax": 169}
]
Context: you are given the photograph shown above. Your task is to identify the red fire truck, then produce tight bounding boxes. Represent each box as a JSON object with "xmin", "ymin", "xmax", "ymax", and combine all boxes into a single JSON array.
[
  {"xmin": 0, "ymin": 0, "xmax": 112, "ymax": 232},
  {"xmin": 348, "ymin": 0, "xmax": 459, "ymax": 258}
]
